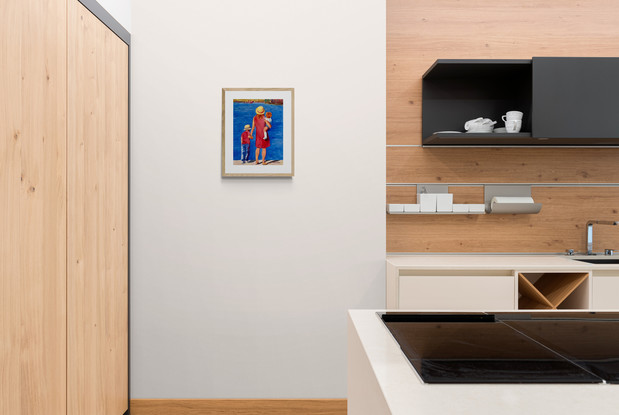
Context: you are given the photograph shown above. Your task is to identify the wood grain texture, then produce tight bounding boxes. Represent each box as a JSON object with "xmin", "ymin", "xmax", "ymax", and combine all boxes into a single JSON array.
[
  {"xmin": 130, "ymin": 399, "xmax": 347, "ymax": 415},
  {"xmin": 534, "ymin": 272, "xmax": 589, "ymax": 308},
  {"xmin": 67, "ymin": 1, "xmax": 129, "ymax": 414},
  {"xmin": 387, "ymin": 0, "xmax": 619, "ymax": 145},
  {"xmin": 387, "ymin": 187, "xmax": 619, "ymax": 253},
  {"xmin": 518, "ymin": 274, "xmax": 554, "ymax": 309},
  {"xmin": 387, "ymin": 0, "xmax": 619, "ymax": 252},
  {"xmin": 1, "ymin": 0, "xmax": 67, "ymax": 414},
  {"xmin": 387, "ymin": 147, "xmax": 619, "ymax": 184}
]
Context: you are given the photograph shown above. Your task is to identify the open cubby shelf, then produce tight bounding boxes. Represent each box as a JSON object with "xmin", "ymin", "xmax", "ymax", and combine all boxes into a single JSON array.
[{"xmin": 518, "ymin": 272, "xmax": 589, "ymax": 310}]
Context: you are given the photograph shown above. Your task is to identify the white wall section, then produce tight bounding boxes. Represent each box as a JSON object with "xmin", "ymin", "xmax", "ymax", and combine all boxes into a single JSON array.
[
  {"xmin": 95, "ymin": 0, "xmax": 131, "ymax": 32},
  {"xmin": 130, "ymin": 0, "xmax": 386, "ymax": 398}
]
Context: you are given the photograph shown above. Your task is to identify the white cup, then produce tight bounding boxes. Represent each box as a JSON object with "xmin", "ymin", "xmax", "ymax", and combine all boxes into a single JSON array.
[
  {"xmin": 505, "ymin": 119, "xmax": 522, "ymax": 133},
  {"xmin": 502, "ymin": 111, "xmax": 523, "ymax": 122}
]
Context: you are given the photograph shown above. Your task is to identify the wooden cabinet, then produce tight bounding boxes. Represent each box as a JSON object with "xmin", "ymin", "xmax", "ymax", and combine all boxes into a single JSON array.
[
  {"xmin": 1, "ymin": 1, "xmax": 68, "ymax": 414},
  {"xmin": 67, "ymin": 2, "xmax": 129, "ymax": 414},
  {"xmin": 1, "ymin": 1, "xmax": 129, "ymax": 414},
  {"xmin": 386, "ymin": 257, "xmax": 619, "ymax": 311}
]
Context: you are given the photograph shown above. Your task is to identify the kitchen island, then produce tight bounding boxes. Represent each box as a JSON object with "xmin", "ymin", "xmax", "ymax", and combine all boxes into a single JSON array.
[{"xmin": 348, "ymin": 309, "xmax": 619, "ymax": 415}]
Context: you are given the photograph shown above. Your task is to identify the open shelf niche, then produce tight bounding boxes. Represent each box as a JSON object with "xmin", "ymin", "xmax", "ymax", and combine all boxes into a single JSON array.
[
  {"xmin": 422, "ymin": 59, "xmax": 532, "ymax": 146},
  {"xmin": 517, "ymin": 272, "xmax": 589, "ymax": 310}
]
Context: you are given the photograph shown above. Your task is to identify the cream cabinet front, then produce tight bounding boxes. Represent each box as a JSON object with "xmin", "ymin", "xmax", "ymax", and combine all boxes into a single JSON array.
[
  {"xmin": 394, "ymin": 272, "xmax": 515, "ymax": 310},
  {"xmin": 591, "ymin": 272, "xmax": 619, "ymax": 310},
  {"xmin": 385, "ymin": 256, "xmax": 618, "ymax": 312}
]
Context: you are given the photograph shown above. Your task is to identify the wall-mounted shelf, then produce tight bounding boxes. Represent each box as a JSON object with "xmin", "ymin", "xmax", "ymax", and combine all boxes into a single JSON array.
[
  {"xmin": 424, "ymin": 132, "xmax": 533, "ymax": 146},
  {"xmin": 422, "ymin": 57, "xmax": 619, "ymax": 146},
  {"xmin": 388, "ymin": 211, "xmax": 485, "ymax": 215},
  {"xmin": 387, "ymin": 202, "xmax": 486, "ymax": 215},
  {"xmin": 387, "ymin": 185, "xmax": 541, "ymax": 215}
]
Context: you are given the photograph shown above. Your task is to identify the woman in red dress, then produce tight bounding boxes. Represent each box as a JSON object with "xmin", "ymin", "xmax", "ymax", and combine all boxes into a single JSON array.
[{"xmin": 250, "ymin": 106, "xmax": 271, "ymax": 164}]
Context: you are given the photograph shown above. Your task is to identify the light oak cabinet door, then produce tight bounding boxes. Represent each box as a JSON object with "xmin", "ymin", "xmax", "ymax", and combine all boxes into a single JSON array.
[
  {"xmin": 2, "ymin": 1, "xmax": 128, "ymax": 414},
  {"xmin": 1, "ymin": 0, "xmax": 67, "ymax": 414},
  {"xmin": 67, "ymin": 1, "xmax": 129, "ymax": 415}
]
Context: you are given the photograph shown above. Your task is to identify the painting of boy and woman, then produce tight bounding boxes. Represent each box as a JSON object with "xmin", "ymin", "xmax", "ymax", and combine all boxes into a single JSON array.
[{"xmin": 233, "ymin": 99, "xmax": 284, "ymax": 166}]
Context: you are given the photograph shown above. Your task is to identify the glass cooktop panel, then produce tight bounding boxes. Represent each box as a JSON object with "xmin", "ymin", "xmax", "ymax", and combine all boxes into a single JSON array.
[{"xmin": 381, "ymin": 312, "xmax": 618, "ymax": 384}]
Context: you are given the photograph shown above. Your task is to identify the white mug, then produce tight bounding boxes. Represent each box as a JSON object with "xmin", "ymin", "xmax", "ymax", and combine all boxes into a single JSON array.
[
  {"xmin": 505, "ymin": 119, "xmax": 522, "ymax": 133},
  {"xmin": 502, "ymin": 111, "xmax": 523, "ymax": 122}
]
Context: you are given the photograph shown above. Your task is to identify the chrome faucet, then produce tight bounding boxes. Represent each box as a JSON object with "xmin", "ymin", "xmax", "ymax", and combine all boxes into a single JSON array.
[{"xmin": 586, "ymin": 220, "xmax": 618, "ymax": 255}]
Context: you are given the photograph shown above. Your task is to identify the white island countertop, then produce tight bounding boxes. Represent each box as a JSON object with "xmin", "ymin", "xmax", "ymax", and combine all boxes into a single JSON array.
[{"xmin": 348, "ymin": 309, "xmax": 619, "ymax": 415}]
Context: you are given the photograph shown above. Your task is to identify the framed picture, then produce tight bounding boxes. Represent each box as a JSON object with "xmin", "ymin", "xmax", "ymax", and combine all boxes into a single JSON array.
[{"xmin": 221, "ymin": 88, "xmax": 294, "ymax": 177}]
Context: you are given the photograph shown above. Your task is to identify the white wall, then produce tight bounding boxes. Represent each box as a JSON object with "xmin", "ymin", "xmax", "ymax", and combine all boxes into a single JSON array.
[
  {"xmin": 130, "ymin": 0, "xmax": 385, "ymax": 398},
  {"xmin": 96, "ymin": 0, "xmax": 131, "ymax": 32}
]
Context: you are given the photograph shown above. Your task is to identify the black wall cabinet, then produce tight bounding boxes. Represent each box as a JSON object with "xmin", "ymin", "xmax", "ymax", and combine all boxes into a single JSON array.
[{"xmin": 422, "ymin": 57, "xmax": 619, "ymax": 146}]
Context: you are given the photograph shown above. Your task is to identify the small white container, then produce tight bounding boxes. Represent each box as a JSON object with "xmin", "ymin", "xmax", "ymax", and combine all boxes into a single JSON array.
[
  {"xmin": 452, "ymin": 204, "xmax": 469, "ymax": 213},
  {"xmin": 403, "ymin": 204, "xmax": 420, "ymax": 213},
  {"xmin": 468, "ymin": 204, "xmax": 486, "ymax": 214},
  {"xmin": 436, "ymin": 194, "xmax": 454, "ymax": 212},
  {"xmin": 387, "ymin": 204, "xmax": 405, "ymax": 214},
  {"xmin": 419, "ymin": 194, "xmax": 437, "ymax": 212}
]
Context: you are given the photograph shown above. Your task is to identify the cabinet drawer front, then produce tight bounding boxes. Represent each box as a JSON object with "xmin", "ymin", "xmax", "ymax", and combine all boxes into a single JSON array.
[
  {"xmin": 592, "ymin": 277, "xmax": 619, "ymax": 310},
  {"xmin": 398, "ymin": 276, "xmax": 514, "ymax": 310}
]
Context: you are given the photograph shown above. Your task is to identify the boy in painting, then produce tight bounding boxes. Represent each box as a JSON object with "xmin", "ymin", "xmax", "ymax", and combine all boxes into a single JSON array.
[
  {"xmin": 263, "ymin": 111, "xmax": 272, "ymax": 140},
  {"xmin": 241, "ymin": 124, "xmax": 251, "ymax": 163}
]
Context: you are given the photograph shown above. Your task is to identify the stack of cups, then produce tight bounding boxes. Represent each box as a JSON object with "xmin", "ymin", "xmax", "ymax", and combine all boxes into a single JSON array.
[{"xmin": 502, "ymin": 111, "xmax": 523, "ymax": 133}]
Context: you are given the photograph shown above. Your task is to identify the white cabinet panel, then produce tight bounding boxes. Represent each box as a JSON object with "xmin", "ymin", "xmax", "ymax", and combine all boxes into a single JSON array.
[
  {"xmin": 592, "ymin": 275, "xmax": 619, "ymax": 310},
  {"xmin": 399, "ymin": 276, "xmax": 515, "ymax": 310}
]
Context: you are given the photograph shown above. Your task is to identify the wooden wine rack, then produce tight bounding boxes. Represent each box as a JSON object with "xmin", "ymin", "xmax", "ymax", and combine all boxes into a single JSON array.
[{"xmin": 518, "ymin": 272, "xmax": 589, "ymax": 310}]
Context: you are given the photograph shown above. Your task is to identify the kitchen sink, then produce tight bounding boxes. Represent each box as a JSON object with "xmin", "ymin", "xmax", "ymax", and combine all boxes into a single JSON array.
[{"xmin": 573, "ymin": 258, "xmax": 619, "ymax": 264}]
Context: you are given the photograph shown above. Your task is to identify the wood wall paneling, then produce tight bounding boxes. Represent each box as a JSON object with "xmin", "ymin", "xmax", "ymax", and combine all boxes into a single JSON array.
[
  {"xmin": 387, "ymin": 187, "xmax": 619, "ymax": 253},
  {"xmin": 387, "ymin": 147, "xmax": 619, "ymax": 184},
  {"xmin": 1, "ymin": 0, "xmax": 67, "ymax": 414},
  {"xmin": 387, "ymin": 0, "xmax": 619, "ymax": 146},
  {"xmin": 67, "ymin": 1, "xmax": 129, "ymax": 414},
  {"xmin": 130, "ymin": 399, "xmax": 348, "ymax": 415},
  {"xmin": 387, "ymin": 0, "xmax": 619, "ymax": 252}
]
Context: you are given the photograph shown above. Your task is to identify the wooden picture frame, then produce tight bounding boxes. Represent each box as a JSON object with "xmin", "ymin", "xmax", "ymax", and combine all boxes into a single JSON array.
[{"xmin": 221, "ymin": 88, "xmax": 295, "ymax": 177}]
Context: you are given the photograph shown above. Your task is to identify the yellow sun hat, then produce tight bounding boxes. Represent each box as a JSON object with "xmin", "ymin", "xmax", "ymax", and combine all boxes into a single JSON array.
[
  {"xmin": 244, "ymin": 124, "xmax": 251, "ymax": 130},
  {"xmin": 255, "ymin": 106, "xmax": 265, "ymax": 115}
]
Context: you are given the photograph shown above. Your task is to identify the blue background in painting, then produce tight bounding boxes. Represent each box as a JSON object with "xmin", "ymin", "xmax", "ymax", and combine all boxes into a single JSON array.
[{"xmin": 233, "ymin": 102, "xmax": 284, "ymax": 161}]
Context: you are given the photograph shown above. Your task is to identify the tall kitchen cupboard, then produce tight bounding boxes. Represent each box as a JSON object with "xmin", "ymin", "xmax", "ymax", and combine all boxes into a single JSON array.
[{"xmin": 1, "ymin": 1, "xmax": 129, "ymax": 414}]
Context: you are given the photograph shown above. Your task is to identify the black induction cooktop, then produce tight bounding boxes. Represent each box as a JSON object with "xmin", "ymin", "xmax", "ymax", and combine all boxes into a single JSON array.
[{"xmin": 381, "ymin": 312, "xmax": 619, "ymax": 384}]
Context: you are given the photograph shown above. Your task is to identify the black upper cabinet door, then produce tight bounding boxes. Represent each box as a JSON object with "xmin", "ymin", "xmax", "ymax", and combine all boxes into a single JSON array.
[{"xmin": 532, "ymin": 57, "xmax": 619, "ymax": 140}]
